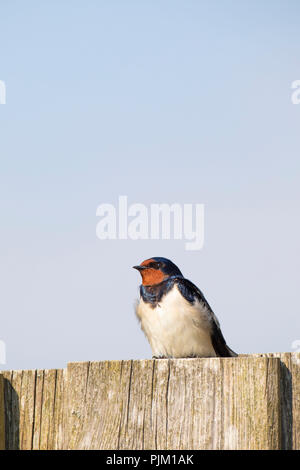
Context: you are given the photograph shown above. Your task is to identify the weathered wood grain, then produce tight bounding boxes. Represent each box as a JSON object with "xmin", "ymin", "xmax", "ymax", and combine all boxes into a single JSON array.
[
  {"xmin": 65, "ymin": 357, "xmax": 281, "ymax": 450},
  {"xmin": 0, "ymin": 375, "xmax": 5, "ymax": 450},
  {"xmin": 0, "ymin": 354, "xmax": 299, "ymax": 450},
  {"xmin": 31, "ymin": 368, "xmax": 67, "ymax": 450},
  {"xmin": 250, "ymin": 352, "xmax": 300, "ymax": 450},
  {"xmin": 291, "ymin": 353, "xmax": 300, "ymax": 450},
  {"xmin": 1, "ymin": 369, "xmax": 67, "ymax": 450}
]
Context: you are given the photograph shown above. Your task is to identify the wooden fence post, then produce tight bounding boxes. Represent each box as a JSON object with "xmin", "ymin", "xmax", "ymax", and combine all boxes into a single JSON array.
[
  {"xmin": 1, "ymin": 369, "xmax": 67, "ymax": 450},
  {"xmin": 0, "ymin": 374, "xmax": 5, "ymax": 450},
  {"xmin": 0, "ymin": 353, "xmax": 299, "ymax": 450},
  {"xmin": 65, "ymin": 357, "xmax": 281, "ymax": 450},
  {"xmin": 252, "ymin": 352, "xmax": 300, "ymax": 450}
]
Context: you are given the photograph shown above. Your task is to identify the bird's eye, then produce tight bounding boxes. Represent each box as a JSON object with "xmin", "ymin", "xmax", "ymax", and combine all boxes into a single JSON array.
[{"xmin": 149, "ymin": 262, "xmax": 161, "ymax": 269}]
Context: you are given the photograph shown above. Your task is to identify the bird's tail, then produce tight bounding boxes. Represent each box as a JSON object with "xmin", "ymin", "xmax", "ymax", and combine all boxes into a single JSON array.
[{"xmin": 227, "ymin": 346, "xmax": 238, "ymax": 357}]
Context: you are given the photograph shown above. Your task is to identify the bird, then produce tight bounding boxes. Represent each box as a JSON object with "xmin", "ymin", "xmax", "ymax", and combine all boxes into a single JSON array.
[{"xmin": 133, "ymin": 257, "xmax": 237, "ymax": 358}]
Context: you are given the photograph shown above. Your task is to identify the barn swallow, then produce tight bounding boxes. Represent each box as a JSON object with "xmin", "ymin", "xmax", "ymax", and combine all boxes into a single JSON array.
[{"xmin": 133, "ymin": 257, "xmax": 237, "ymax": 358}]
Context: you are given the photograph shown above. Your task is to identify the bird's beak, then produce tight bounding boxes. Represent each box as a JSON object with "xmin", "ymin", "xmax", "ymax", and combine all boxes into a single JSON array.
[{"xmin": 133, "ymin": 265, "xmax": 146, "ymax": 271}]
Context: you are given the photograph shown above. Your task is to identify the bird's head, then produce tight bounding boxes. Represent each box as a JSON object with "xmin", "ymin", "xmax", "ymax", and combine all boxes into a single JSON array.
[{"xmin": 133, "ymin": 257, "xmax": 182, "ymax": 286}]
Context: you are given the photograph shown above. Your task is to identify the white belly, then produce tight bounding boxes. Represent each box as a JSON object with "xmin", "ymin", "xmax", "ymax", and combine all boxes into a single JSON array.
[{"xmin": 136, "ymin": 285, "xmax": 217, "ymax": 358}]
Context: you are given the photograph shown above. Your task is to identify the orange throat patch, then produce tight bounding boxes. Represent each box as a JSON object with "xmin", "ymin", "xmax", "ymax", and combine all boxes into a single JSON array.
[{"xmin": 141, "ymin": 268, "xmax": 166, "ymax": 286}]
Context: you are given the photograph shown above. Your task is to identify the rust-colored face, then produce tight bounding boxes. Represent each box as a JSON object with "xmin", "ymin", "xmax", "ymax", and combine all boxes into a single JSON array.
[{"xmin": 133, "ymin": 258, "xmax": 166, "ymax": 286}]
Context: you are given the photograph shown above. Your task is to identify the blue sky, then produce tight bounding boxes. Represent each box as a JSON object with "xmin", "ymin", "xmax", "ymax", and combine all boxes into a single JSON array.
[{"xmin": 0, "ymin": 0, "xmax": 300, "ymax": 370}]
